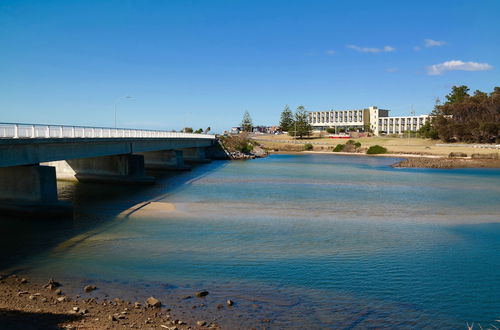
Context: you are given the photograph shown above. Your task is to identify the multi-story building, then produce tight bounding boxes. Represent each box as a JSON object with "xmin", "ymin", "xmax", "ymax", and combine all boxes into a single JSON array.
[{"xmin": 307, "ymin": 106, "xmax": 430, "ymax": 135}]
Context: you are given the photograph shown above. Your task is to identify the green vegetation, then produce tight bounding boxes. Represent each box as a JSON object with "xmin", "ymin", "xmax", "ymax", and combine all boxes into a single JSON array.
[
  {"xmin": 241, "ymin": 110, "xmax": 253, "ymax": 132},
  {"xmin": 366, "ymin": 145, "xmax": 387, "ymax": 154},
  {"xmin": 183, "ymin": 127, "xmax": 193, "ymax": 133},
  {"xmin": 354, "ymin": 141, "xmax": 361, "ymax": 148},
  {"xmin": 326, "ymin": 127, "xmax": 335, "ymax": 134},
  {"xmin": 279, "ymin": 105, "xmax": 294, "ymax": 132},
  {"xmin": 194, "ymin": 128, "xmax": 203, "ymax": 134},
  {"xmin": 428, "ymin": 85, "xmax": 500, "ymax": 143},
  {"xmin": 304, "ymin": 143, "xmax": 313, "ymax": 150},
  {"xmin": 220, "ymin": 133, "xmax": 254, "ymax": 153},
  {"xmin": 333, "ymin": 144, "xmax": 345, "ymax": 152},
  {"xmin": 288, "ymin": 105, "xmax": 313, "ymax": 139}
]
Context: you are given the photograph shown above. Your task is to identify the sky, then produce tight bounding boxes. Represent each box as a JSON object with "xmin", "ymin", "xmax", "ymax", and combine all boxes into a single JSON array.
[{"xmin": 1, "ymin": 0, "xmax": 499, "ymax": 132}]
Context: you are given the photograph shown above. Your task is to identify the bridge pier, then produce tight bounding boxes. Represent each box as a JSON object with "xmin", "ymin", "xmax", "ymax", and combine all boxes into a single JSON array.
[
  {"xmin": 66, "ymin": 154, "xmax": 155, "ymax": 184},
  {"xmin": 139, "ymin": 150, "xmax": 191, "ymax": 171},
  {"xmin": 0, "ymin": 165, "xmax": 71, "ymax": 216},
  {"xmin": 183, "ymin": 147, "xmax": 211, "ymax": 164}
]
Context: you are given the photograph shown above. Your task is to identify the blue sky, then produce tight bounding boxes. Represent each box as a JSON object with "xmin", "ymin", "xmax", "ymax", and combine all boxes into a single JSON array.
[{"xmin": 1, "ymin": 0, "xmax": 499, "ymax": 132}]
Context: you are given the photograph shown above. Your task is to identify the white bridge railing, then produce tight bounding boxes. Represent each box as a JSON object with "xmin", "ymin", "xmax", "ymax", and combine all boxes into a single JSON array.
[{"xmin": 0, "ymin": 122, "xmax": 215, "ymax": 139}]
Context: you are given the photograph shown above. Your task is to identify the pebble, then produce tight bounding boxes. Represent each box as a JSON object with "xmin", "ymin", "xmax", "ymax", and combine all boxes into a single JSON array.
[
  {"xmin": 197, "ymin": 320, "xmax": 207, "ymax": 326},
  {"xmin": 226, "ymin": 299, "xmax": 234, "ymax": 306},
  {"xmin": 146, "ymin": 296, "xmax": 162, "ymax": 308},
  {"xmin": 29, "ymin": 295, "xmax": 36, "ymax": 300},
  {"xmin": 20, "ymin": 278, "xmax": 28, "ymax": 284},
  {"xmin": 195, "ymin": 290, "xmax": 209, "ymax": 297},
  {"xmin": 57, "ymin": 296, "xmax": 68, "ymax": 302},
  {"xmin": 108, "ymin": 315, "xmax": 117, "ymax": 322},
  {"xmin": 84, "ymin": 285, "xmax": 97, "ymax": 293},
  {"xmin": 134, "ymin": 302, "xmax": 141, "ymax": 308},
  {"xmin": 72, "ymin": 306, "xmax": 79, "ymax": 312},
  {"xmin": 55, "ymin": 289, "xmax": 62, "ymax": 295}
]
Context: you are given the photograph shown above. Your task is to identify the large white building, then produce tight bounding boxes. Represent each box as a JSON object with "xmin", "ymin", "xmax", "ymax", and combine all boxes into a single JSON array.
[{"xmin": 308, "ymin": 106, "xmax": 430, "ymax": 135}]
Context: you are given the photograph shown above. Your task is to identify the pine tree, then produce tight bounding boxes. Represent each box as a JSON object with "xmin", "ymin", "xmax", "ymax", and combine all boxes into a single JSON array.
[
  {"xmin": 289, "ymin": 106, "xmax": 312, "ymax": 139},
  {"xmin": 279, "ymin": 105, "xmax": 294, "ymax": 132},
  {"xmin": 241, "ymin": 110, "xmax": 253, "ymax": 132}
]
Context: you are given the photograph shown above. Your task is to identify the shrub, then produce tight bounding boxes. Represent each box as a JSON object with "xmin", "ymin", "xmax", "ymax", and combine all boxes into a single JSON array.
[
  {"xmin": 366, "ymin": 145, "xmax": 387, "ymax": 154},
  {"xmin": 326, "ymin": 128, "xmax": 336, "ymax": 134},
  {"xmin": 354, "ymin": 142, "xmax": 361, "ymax": 148},
  {"xmin": 304, "ymin": 143, "xmax": 313, "ymax": 151},
  {"xmin": 333, "ymin": 144, "xmax": 345, "ymax": 152},
  {"xmin": 449, "ymin": 152, "xmax": 467, "ymax": 158}
]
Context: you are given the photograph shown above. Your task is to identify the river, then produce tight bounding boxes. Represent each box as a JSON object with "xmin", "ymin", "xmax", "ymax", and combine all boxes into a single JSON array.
[{"xmin": 1, "ymin": 154, "xmax": 499, "ymax": 329}]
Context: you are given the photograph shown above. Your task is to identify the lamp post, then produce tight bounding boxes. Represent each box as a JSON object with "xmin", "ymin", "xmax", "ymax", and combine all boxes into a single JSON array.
[{"xmin": 114, "ymin": 95, "xmax": 133, "ymax": 128}]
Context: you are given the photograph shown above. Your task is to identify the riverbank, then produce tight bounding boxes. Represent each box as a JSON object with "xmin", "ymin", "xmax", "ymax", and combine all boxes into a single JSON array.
[
  {"xmin": 0, "ymin": 274, "xmax": 221, "ymax": 329},
  {"xmin": 274, "ymin": 150, "xmax": 500, "ymax": 168}
]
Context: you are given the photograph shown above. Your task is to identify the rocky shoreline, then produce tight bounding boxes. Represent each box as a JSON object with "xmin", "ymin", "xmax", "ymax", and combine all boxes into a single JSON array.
[
  {"xmin": 0, "ymin": 274, "xmax": 225, "ymax": 330},
  {"xmin": 391, "ymin": 157, "xmax": 500, "ymax": 169}
]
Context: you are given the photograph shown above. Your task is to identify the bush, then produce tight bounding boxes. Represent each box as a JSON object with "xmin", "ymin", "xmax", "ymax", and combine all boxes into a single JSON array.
[
  {"xmin": 326, "ymin": 128, "xmax": 335, "ymax": 134},
  {"xmin": 333, "ymin": 144, "xmax": 345, "ymax": 152},
  {"xmin": 449, "ymin": 152, "xmax": 467, "ymax": 158},
  {"xmin": 304, "ymin": 143, "xmax": 313, "ymax": 151},
  {"xmin": 366, "ymin": 145, "xmax": 387, "ymax": 154},
  {"xmin": 354, "ymin": 142, "xmax": 361, "ymax": 148}
]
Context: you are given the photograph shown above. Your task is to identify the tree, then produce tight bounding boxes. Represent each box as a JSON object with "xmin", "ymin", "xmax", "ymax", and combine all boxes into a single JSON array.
[
  {"xmin": 204, "ymin": 127, "xmax": 211, "ymax": 134},
  {"xmin": 241, "ymin": 110, "xmax": 253, "ymax": 132},
  {"xmin": 279, "ymin": 105, "xmax": 294, "ymax": 132},
  {"xmin": 289, "ymin": 106, "xmax": 312, "ymax": 139},
  {"xmin": 428, "ymin": 86, "xmax": 500, "ymax": 143},
  {"xmin": 183, "ymin": 127, "xmax": 193, "ymax": 133},
  {"xmin": 194, "ymin": 128, "xmax": 203, "ymax": 134}
]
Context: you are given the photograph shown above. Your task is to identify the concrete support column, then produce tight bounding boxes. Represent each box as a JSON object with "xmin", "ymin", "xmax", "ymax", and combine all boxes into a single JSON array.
[
  {"xmin": 0, "ymin": 165, "xmax": 71, "ymax": 216},
  {"xmin": 67, "ymin": 154, "xmax": 154, "ymax": 184},
  {"xmin": 183, "ymin": 147, "xmax": 211, "ymax": 164},
  {"xmin": 139, "ymin": 150, "xmax": 190, "ymax": 171}
]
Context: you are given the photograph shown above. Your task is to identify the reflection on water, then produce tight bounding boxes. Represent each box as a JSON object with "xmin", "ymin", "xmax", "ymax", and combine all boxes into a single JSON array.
[{"xmin": 1, "ymin": 154, "xmax": 499, "ymax": 328}]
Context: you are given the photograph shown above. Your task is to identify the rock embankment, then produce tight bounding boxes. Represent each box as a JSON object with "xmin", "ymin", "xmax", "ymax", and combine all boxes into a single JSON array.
[
  {"xmin": 392, "ymin": 157, "xmax": 500, "ymax": 169},
  {"xmin": 228, "ymin": 145, "xmax": 267, "ymax": 160}
]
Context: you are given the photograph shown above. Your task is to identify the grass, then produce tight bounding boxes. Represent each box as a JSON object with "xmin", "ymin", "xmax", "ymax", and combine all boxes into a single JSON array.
[{"xmin": 252, "ymin": 134, "xmax": 499, "ymax": 157}]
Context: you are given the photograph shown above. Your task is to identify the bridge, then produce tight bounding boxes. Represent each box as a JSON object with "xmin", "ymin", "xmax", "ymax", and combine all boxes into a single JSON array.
[{"xmin": 0, "ymin": 122, "xmax": 227, "ymax": 216}]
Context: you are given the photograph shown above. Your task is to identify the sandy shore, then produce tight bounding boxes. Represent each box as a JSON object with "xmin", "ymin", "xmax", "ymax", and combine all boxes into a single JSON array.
[{"xmin": 0, "ymin": 274, "xmax": 221, "ymax": 330}]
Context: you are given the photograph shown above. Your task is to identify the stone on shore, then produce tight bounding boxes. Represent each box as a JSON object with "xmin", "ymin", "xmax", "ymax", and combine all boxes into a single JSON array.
[
  {"xmin": 197, "ymin": 320, "xmax": 207, "ymax": 326},
  {"xmin": 145, "ymin": 296, "xmax": 162, "ymax": 308},
  {"xmin": 195, "ymin": 290, "xmax": 209, "ymax": 297},
  {"xmin": 226, "ymin": 299, "xmax": 234, "ymax": 306},
  {"xmin": 84, "ymin": 285, "xmax": 97, "ymax": 293}
]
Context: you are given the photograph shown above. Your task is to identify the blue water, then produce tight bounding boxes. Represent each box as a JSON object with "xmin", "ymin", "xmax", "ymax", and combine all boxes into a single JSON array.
[{"xmin": 1, "ymin": 154, "xmax": 499, "ymax": 329}]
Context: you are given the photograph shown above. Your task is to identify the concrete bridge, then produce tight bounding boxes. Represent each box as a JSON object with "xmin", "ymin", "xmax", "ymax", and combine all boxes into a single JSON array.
[{"xmin": 0, "ymin": 122, "xmax": 227, "ymax": 216}]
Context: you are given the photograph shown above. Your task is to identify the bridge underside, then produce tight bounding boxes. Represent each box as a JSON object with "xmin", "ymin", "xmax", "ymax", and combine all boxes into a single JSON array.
[{"xmin": 0, "ymin": 138, "xmax": 228, "ymax": 217}]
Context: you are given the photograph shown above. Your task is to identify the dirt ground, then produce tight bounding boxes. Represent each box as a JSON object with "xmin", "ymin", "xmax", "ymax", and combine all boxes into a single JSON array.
[{"xmin": 0, "ymin": 275, "xmax": 218, "ymax": 330}]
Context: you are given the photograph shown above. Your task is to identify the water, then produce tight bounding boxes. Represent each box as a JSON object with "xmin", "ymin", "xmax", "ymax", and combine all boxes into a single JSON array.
[{"xmin": 1, "ymin": 154, "xmax": 499, "ymax": 329}]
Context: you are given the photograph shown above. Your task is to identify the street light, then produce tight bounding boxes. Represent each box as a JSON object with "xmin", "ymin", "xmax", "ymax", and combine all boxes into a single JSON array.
[{"xmin": 114, "ymin": 95, "xmax": 133, "ymax": 128}]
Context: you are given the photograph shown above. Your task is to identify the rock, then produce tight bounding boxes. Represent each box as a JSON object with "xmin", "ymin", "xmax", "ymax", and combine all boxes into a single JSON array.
[
  {"xmin": 134, "ymin": 302, "xmax": 141, "ymax": 308},
  {"xmin": 195, "ymin": 290, "xmax": 209, "ymax": 297},
  {"xmin": 20, "ymin": 278, "xmax": 28, "ymax": 284},
  {"xmin": 28, "ymin": 295, "xmax": 36, "ymax": 300},
  {"xmin": 145, "ymin": 296, "xmax": 161, "ymax": 308},
  {"xmin": 41, "ymin": 298, "xmax": 48, "ymax": 303},
  {"xmin": 57, "ymin": 296, "xmax": 68, "ymax": 302},
  {"xmin": 226, "ymin": 299, "xmax": 234, "ymax": 306},
  {"xmin": 80, "ymin": 309, "xmax": 89, "ymax": 314},
  {"xmin": 72, "ymin": 306, "xmax": 79, "ymax": 312},
  {"xmin": 197, "ymin": 320, "xmax": 207, "ymax": 326},
  {"xmin": 84, "ymin": 285, "xmax": 97, "ymax": 293},
  {"xmin": 117, "ymin": 314, "xmax": 127, "ymax": 319},
  {"xmin": 17, "ymin": 291, "xmax": 29, "ymax": 296},
  {"xmin": 108, "ymin": 315, "xmax": 117, "ymax": 321},
  {"xmin": 216, "ymin": 304, "xmax": 224, "ymax": 310},
  {"xmin": 44, "ymin": 279, "xmax": 61, "ymax": 289},
  {"xmin": 54, "ymin": 289, "xmax": 62, "ymax": 295},
  {"xmin": 181, "ymin": 295, "xmax": 192, "ymax": 300}
]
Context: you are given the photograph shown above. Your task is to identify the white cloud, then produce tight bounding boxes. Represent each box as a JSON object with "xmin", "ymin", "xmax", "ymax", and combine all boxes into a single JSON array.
[
  {"xmin": 326, "ymin": 49, "xmax": 337, "ymax": 55},
  {"xmin": 427, "ymin": 60, "xmax": 493, "ymax": 75},
  {"xmin": 347, "ymin": 44, "xmax": 395, "ymax": 53},
  {"xmin": 425, "ymin": 39, "xmax": 446, "ymax": 47}
]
